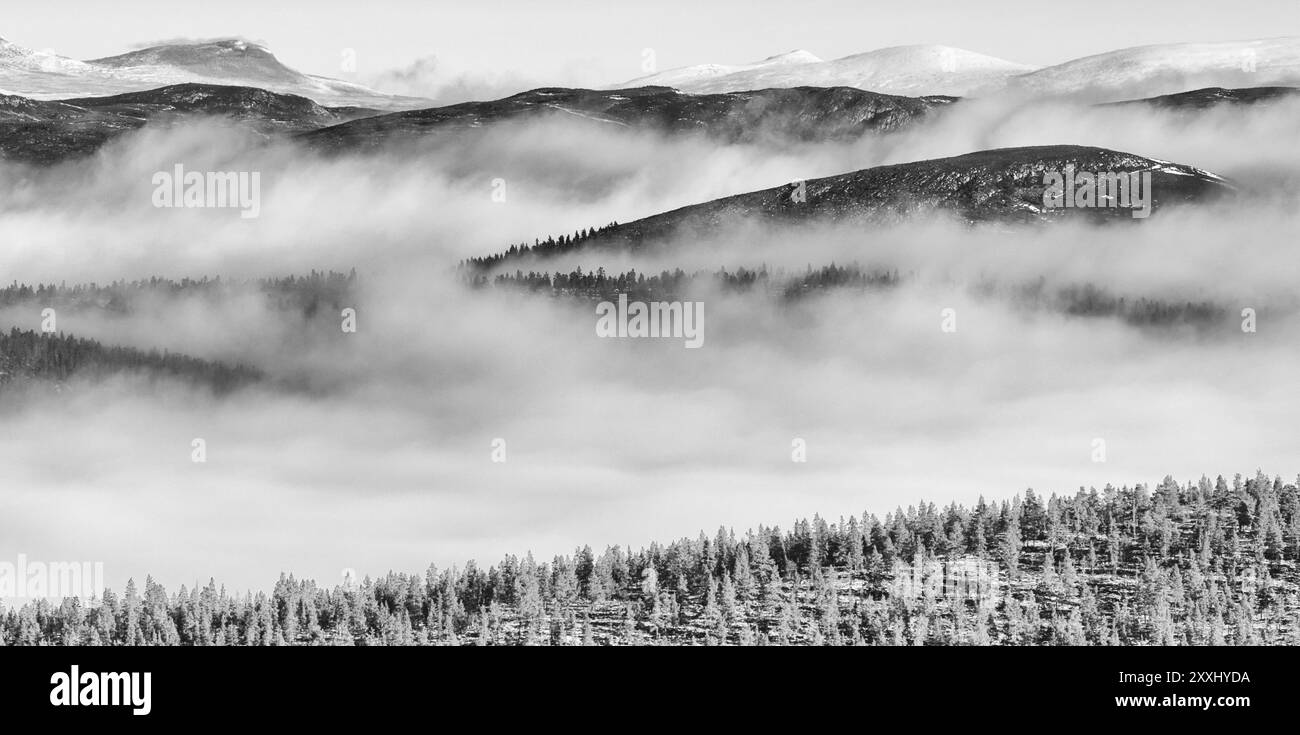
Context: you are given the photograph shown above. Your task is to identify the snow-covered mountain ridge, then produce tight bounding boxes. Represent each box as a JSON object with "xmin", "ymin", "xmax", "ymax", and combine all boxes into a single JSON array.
[
  {"xmin": 623, "ymin": 38, "xmax": 1300, "ymax": 100},
  {"xmin": 0, "ymin": 36, "xmax": 428, "ymax": 110}
]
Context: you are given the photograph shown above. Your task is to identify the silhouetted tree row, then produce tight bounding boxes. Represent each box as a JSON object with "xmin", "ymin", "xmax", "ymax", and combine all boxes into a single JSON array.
[
  {"xmin": 472, "ymin": 263, "xmax": 1230, "ymax": 331},
  {"xmin": 0, "ymin": 329, "xmax": 260, "ymax": 394},
  {"xmin": 459, "ymin": 223, "xmax": 620, "ymax": 271},
  {"xmin": 0, "ymin": 269, "xmax": 357, "ymax": 319},
  {"xmin": 991, "ymin": 280, "xmax": 1229, "ymax": 330},
  {"xmin": 471, "ymin": 263, "xmax": 903, "ymax": 301},
  {"xmin": 5, "ymin": 471, "xmax": 1298, "ymax": 646}
]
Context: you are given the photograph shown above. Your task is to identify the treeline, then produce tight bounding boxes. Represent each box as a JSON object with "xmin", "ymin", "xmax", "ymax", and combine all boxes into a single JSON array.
[
  {"xmin": 0, "ymin": 269, "xmax": 357, "ymax": 319},
  {"xmin": 459, "ymin": 223, "xmax": 620, "ymax": 271},
  {"xmin": 4, "ymin": 471, "xmax": 1299, "ymax": 646},
  {"xmin": 993, "ymin": 280, "xmax": 1228, "ymax": 330},
  {"xmin": 471, "ymin": 263, "xmax": 1233, "ymax": 330},
  {"xmin": 1052, "ymin": 283, "xmax": 1225, "ymax": 328},
  {"xmin": 0, "ymin": 329, "xmax": 260, "ymax": 394},
  {"xmin": 469, "ymin": 264, "xmax": 903, "ymax": 301}
]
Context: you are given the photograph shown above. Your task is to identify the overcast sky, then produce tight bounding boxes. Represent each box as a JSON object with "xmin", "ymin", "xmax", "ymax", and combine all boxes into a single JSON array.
[{"xmin": 7, "ymin": 0, "xmax": 1300, "ymax": 87}]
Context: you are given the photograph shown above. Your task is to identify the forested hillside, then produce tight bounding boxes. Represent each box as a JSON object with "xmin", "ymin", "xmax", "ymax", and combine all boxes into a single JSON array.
[
  {"xmin": 473, "ymin": 264, "xmax": 902, "ymax": 301},
  {"xmin": 0, "ymin": 270, "xmax": 357, "ymax": 392},
  {"xmin": 0, "ymin": 328, "xmax": 260, "ymax": 394},
  {"xmin": 5, "ymin": 472, "xmax": 1298, "ymax": 646}
]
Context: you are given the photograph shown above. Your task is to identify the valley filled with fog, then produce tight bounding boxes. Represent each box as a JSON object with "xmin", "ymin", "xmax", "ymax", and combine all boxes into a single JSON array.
[{"xmin": 2, "ymin": 90, "xmax": 1299, "ymax": 592}]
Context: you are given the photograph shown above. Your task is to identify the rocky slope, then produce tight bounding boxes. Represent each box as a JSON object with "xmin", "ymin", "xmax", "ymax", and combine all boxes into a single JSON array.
[{"xmin": 481, "ymin": 145, "xmax": 1234, "ymax": 263}]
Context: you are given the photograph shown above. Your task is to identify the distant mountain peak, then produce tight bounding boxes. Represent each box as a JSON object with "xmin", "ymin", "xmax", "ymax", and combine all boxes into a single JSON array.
[
  {"xmin": 92, "ymin": 37, "xmax": 271, "ymax": 60},
  {"xmin": 86, "ymin": 38, "xmax": 298, "ymax": 85},
  {"xmin": 757, "ymin": 49, "xmax": 822, "ymax": 65},
  {"xmin": 0, "ymin": 33, "xmax": 428, "ymax": 110}
]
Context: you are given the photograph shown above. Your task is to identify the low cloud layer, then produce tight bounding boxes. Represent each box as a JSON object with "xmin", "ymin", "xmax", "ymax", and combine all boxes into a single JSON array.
[{"xmin": 363, "ymin": 55, "xmax": 560, "ymax": 105}]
